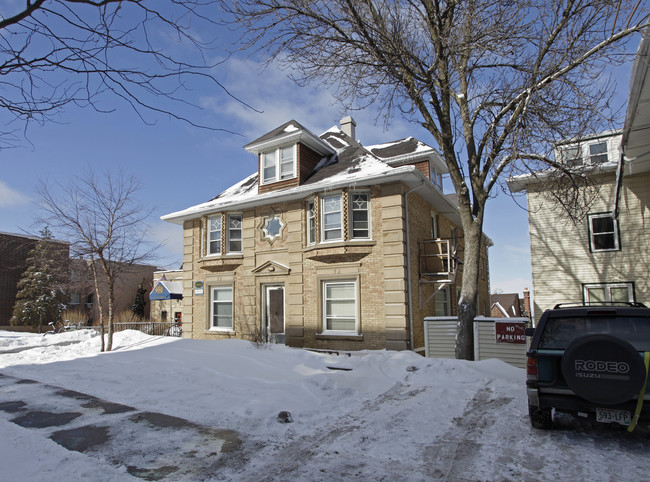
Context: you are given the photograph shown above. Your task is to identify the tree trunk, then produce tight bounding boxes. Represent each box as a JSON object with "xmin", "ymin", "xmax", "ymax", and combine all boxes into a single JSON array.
[
  {"xmin": 455, "ymin": 216, "xmax": 484, "ymax": 360},
  {"xmin": 107, "ymin": 278, "xmax": 115, "ymax": 352}
]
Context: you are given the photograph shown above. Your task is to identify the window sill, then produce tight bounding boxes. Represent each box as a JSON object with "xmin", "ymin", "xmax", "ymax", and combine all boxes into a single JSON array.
[
  {"xmin": 316, "ymin": 333, "xmax": 364, "ymax": 341},
  {"xmin": 206, "ymin": 329, "xmax": 235, "ymax": 334},
  {"xmin": 198, "ymin": 255, "xmax": 244, "ymax": 272},
  {"xmin": 304, "ymin": 240, "xmax": 376, "ymax": 261}
]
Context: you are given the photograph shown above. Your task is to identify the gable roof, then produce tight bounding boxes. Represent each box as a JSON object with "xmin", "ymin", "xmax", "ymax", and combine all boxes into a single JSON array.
[
  {"xmin": 150, "ymin": 280, "xmax": 183, "ymax": 300},
  {"xmin": 491, "ymin": 293, "xmax": 522, "ymax": 317},
  {"xmin": 162, "ymin": 121, "xmax": 462, "ymax": 227},
  {"xmin": 244, "ymin": 119, "xmax": 336, "ymax": 157}
]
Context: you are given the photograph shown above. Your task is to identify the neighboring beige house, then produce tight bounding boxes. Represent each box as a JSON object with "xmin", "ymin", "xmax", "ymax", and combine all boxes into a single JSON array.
[
  {"xmin": 162, "ymin": 117, "xmax": 491, "ymax": 352},
  {"xmin": 507, "ymin": 33, "xmax": 650, "ymax": 323},
  {"xmin": 150, "ymin": 270, "xmax": 183, "ymax": 323}
]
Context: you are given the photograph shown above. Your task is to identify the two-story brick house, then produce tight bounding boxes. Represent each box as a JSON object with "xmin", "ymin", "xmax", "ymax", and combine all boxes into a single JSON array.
[
  {"xmin": 162, "ymin": 117, "xmax": 490, "ymax": 352},
  {"xmin": 507, "ymin": 32, "xmax": 650, "ymax": 322}
]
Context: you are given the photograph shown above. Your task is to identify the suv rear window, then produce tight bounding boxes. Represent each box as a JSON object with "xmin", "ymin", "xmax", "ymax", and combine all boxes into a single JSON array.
[{"xmin": 539, "ymin": 316, "xmax": 650, "ymax": 350}]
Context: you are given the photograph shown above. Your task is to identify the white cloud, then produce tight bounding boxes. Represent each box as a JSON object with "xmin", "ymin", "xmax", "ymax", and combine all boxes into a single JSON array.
[
  {"xmin": 202, "ymin": 56, "xmax": 425, "ymax": 146},
  {"xmin": 0, "ymin": 180, "xmax": 29, "ymax": 207}
]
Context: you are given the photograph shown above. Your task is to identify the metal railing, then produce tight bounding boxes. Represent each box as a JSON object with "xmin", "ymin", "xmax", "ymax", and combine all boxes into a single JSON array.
[{"xmin": 111, "ymin": 322, "xmax": 182, "ymax": 337}]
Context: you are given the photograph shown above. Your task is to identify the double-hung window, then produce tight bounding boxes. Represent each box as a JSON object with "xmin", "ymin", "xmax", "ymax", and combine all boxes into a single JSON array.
[
  {"xmin": 322, "ymin": 194, "xmax": 343, "ymax": 241},
  {"xmin": 589, "ymin": 142, "xmax": 608, "ymax": 164},
  {"xmin": 588, "ymin": 213, "xmax": 620, "ymax": 252},
  {"xmin": 262, "ymin": 145, "xmax": 295, "ymax": 184},
  {"xmin": 211, "ymin": 286, "xmax": 233, "ymax": 330},
  {"xmin": 323, "ymin": 280, "xmax": 357, "ymax": 332},
  {"xmin": 306, "ymin": 200, "xmax": 316, "ymax": 245},
  {"xmin": 227, "ymin": 214, "xmax": 243, "ymax": 253},
  {"xmin": 583, "ymin": 282, "xmax": 634, "ymax": 304},
  {"xmin": 208, "ymin": 216, "xmax": 222, "ymax": 255},
  {"xmin": 350, "ymin": 192, "xmax": 370, "ymax": 239}
]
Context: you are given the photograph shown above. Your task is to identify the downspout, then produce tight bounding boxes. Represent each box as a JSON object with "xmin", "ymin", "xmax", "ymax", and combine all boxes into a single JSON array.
[{"xmin": 404, "ymin": 181, "xmax": 426, "ymax": 351}]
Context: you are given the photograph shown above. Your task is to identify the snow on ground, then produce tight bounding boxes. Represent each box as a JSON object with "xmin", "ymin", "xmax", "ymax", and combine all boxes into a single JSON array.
[{"xmin": 1, "ymin": 330, "xmax": 650, "ymax": 481}]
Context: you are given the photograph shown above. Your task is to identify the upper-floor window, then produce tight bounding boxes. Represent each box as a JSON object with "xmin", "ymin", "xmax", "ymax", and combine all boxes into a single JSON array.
[
  {"xmin": 306, "ymin": 200, "xmax": 316, "ymax": 245},
  {"xmin": 561, "ymin": 140, "xmax": 610, "ymax": 167},
  {"xmin": 429, "ymin": 163, "xmax": 443, "ymax": 190},
  {"xmin": 208, "ymin": 216, "xmax": 222, "ymax": 255},
  {"xmin": 262, "ymin": 145, "xmax": 296, "ymax": 184},
  {"xmin": 262, "ymin": 215, "xmax": 284, "ymax": 242},
  {"xmin": 588, "ymin": 213, "xmax": 620, "ymax": 252},
  {"xmin": 227, "ymin": 214, "xmax": 243, "ymax": 253},
  {"xmin": 431, "ymin": 213, "xmax": 439, "ymax": 239},
  {"xmin": 589, "ymin": 142, "xmax": 608, "ymax": 164},
  {"xmin": 322, "ymin": 194, "xmax": 343, "ymax": 241},
  {"xmin": 350, "ymin": 192, "xmax": 370, "ymax": 239},
  {"xmin": 583, "ymin": 282, "xmax": 634, "ymax": 304}
]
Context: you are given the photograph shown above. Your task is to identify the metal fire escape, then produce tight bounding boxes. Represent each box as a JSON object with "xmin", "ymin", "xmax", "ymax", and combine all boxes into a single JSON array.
[{"xmin": 418, "ymin": 238, "xmax": 462, "ymax": 308}]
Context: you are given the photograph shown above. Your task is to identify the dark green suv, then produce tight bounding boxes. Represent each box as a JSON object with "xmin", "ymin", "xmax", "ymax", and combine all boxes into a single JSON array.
[{"xmin": 526, "ymin": 303, "xmax": 650, "ymax": 430}]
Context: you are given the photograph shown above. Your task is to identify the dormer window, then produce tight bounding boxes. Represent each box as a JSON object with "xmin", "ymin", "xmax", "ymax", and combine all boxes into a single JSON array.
[
  {"xmin": 562, "ymin": 146, "xmax": 582, "ymax": 167},
  {"xmin": 589, "ymin": 142, "xmax": 608, "ymax": 164},
  {"xmin": 262, "ymin": 145, "xmax": 296, "ymax": 184},
  {"xmin": 560, "ymin": 139, "xmax": 610, "ymax": 167},
  {"xmin": 429, "ymin": 162, "xmax": 443, "ymax": 190}
]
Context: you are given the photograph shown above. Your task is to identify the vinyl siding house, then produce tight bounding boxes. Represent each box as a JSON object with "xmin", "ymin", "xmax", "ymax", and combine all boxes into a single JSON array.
[
  {"xmin": 162, "ymin": 117, "xmax": 491, "ymax": 352},
  {"xmin": 507, "ymin": 33, "xmax": 650, "ymax": 323}
]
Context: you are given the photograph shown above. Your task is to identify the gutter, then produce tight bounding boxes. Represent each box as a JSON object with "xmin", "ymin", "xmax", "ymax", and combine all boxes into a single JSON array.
[
  {"xmin": 162, "ymin": 165, "xmax": 442, "ymax": 225},
  {"xmin": 404, "ymin": 180, "xmax": 427, "ymax": 351}
]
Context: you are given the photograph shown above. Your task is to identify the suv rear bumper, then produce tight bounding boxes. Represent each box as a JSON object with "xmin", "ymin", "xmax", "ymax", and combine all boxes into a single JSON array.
[{"xmin": 531, "ymin": 388, "xmax": 650, "ymax": 419}]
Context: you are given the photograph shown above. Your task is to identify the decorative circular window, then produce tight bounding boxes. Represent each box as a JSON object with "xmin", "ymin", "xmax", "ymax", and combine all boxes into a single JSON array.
[{"xmin": 262, "ymin": 215, "xmax": 284, "ymax": 242}]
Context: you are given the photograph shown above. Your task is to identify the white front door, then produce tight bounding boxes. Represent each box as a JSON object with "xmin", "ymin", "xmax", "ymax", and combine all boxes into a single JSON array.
[{"xmin": 263, "ymin": 285, "xmax": 285, "ymax": 343}]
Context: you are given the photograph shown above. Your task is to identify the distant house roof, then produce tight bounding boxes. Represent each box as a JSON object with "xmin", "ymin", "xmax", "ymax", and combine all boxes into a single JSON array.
[
  {"xmin": 491, "ymin": 293, "xmax": 522, "ymax": 318},
  {"xmin": 150, "ymin": 280, "xmax": 183, "ymax": 301}
]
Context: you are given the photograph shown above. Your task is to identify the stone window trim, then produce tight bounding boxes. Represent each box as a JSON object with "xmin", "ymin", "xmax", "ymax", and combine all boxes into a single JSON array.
[
  {"xmin": 202, "ymin": 213, "xmax": 244, "ymax": 257},
  {"xmin": 587, "ymin": 212, "xmax": 620, "ymax": 253},
  {"xmin": 261, "ymin": 214, "xmax": 285, "ymax": 244},
  {"xmin": 308, "ymin": 190, "xmax": 372, "ymax": 247}
]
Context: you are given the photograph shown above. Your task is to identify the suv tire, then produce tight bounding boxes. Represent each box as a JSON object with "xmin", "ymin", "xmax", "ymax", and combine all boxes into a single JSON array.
[
  {"xmin": 560, "ymin": 334, "xmax": 646, "ymax": 405},
  {"xmin": 528, "ymin": 402, "xmax": 552, "ymax": 429}
]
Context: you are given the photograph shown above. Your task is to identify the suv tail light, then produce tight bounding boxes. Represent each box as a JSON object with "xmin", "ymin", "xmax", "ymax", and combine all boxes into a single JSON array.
[{"xmin": 527, "ymin": 357, "xmax": 538, "ymax": 377}]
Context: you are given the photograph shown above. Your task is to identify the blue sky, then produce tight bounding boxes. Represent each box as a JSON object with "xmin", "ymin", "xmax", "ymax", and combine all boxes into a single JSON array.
[{"xmin": 0, "ymin": 17, "xmax": 638, "ymax": 297}]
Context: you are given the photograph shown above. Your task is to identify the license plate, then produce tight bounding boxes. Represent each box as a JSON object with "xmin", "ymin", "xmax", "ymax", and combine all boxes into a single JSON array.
[{"xmin": 596, "ymin": 408, "xmax": 631, "ymax": 425}]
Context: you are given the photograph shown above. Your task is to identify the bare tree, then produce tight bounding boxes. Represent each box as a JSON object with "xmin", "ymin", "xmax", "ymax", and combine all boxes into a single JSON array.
[
  {"xmin": 37, "ymin": 169, "xmax": 158, "ymax": 351},
  {"xmin": 221, "ymin": 0, "xmax": 648, "ymax": 359},
  {"xmin": 0, "ymin": 0, "xmax": 246, "ymax": 148}
]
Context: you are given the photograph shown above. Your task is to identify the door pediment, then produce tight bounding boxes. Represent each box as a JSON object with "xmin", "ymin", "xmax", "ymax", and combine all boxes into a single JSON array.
[{"xmin": 252, "ymin": 260, "xmax": 291, "ymax": 276}]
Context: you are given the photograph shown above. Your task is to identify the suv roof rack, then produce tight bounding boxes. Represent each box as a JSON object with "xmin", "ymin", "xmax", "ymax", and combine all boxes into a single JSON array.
[{"xmin": 552, "ymin": 301, "xmax": 647, "ymax": 309}]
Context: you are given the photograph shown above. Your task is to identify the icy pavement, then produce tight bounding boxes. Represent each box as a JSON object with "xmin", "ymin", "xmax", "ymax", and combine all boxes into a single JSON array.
[{"xmin": 0, "ymin": 373, "xmax": 240, "ymax": 480}]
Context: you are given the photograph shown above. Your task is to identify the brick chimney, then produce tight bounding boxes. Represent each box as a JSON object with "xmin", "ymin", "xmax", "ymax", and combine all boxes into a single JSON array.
[
  {"xmin": 523, "ymin": 288, "xmax": 531, "ymax": 319},
  {"xmin": 340, "ymin": 116, "xmax": 356, "ymax": 140}
]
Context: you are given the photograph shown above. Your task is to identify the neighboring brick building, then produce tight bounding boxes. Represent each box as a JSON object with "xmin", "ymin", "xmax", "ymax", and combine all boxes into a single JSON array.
[
  {"xmin": 162, "ymin": 117, "xmax": 491, "ymax": 353},
  {"xmin": 0, "ymin": 231, "xmax": 69, "ymax": 325},
  {"xmin": 66, "ymin": 259, "xmax": 157, "ymax": 324}
]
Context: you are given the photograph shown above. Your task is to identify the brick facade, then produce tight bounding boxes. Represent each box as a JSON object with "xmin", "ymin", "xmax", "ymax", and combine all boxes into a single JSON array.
[{"xmin": 179, "ymin": 182, "xmax": 490, "ymax": 352}]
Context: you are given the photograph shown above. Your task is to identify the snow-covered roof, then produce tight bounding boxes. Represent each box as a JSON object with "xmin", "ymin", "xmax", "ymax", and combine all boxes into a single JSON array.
[
  {"xmin": 162, "ymin": 121, "xmax": 461, "ymax": 226},
  {"xmin": 366, "ymin": 137, "xmax": 448, "ymax": 174}
]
